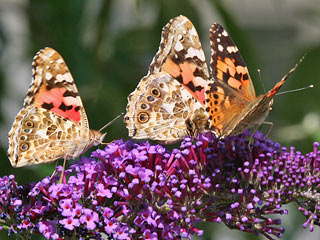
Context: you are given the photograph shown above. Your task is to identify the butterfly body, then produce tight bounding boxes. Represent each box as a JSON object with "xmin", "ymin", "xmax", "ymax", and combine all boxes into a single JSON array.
[{"xmin": 8, "ymin": 47, "xmax": 105, "ymax": 167}]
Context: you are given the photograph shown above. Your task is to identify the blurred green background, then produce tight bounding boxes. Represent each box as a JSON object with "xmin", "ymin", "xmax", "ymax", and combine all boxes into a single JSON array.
[{"xmin": 0, "ymin": 0, "xmax": 319, "ymax": 239}]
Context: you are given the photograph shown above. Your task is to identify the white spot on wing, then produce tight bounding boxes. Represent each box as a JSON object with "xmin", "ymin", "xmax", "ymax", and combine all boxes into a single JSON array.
[
  {"xmin": 64, "ymin": 96, "xmax": 79, "ymax": 107},
  {"xmin": 64, "ymin": 73, "xmax": 74, "ymax": 82},
  {"xmin": 56, "ymin": 58, "xmax": 64, "ymax": 64},
  {"xmin": 189, "ymin": 27, "xmax": 197, "ymax": 36},
  {"xmin": 222, "ymin": 30, "xmax": 228, "ymax": 36},
  {"xmin": 194, "ymin": 76, "xmax": 207, "ymax": 86},
  {"xmin": 175, "ymin": 41, "xmax": 184, "ymax": 51},
  {"xmin": 45, "ymin": 72, "xmax": 52, "ymax": 80},
  {"xmin": 226, "ymin": 46, "xmax": 238, "ymax": 53},
  {"xmin": 56, "ymin": 73, "xmax": 73, "ymax": 82},
  {"xmin": 218, "ymin": 44, "xmax": 224, "ymax": 52},
  {"xmin": 186, "ymin": 47, "xmax": 205, "ymax": 61}
]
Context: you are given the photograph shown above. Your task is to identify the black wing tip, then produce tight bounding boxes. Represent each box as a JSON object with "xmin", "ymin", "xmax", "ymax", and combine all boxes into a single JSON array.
[{"xmin": 211, "ymin": 22, "xmax": 225, "ymax": 32}]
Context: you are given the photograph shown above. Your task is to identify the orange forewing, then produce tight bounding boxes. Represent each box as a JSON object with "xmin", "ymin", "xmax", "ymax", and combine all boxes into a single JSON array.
[
  {"xmin": 33, "ymin": 85, "xmax": 81, "ymax": 123},
  {"xmin": 162, "ymin": 58, "xmax": 207, "ymax": 105}
]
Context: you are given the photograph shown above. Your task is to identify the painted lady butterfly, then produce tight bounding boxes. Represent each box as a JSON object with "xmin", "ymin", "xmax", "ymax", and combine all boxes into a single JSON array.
[
  {"xmin": 206, "ymin": 23, "xmax": 303, "ymax": 137},
  {"xmin": 8, "ymin": 47, "xmax": 105, "ymax": 168},
  {"xmin": 125, "ymin": 16, "xmax": 210, "ymax": 144},
  {"xmin": 124, "ymin": 15, "xmax": 302, "ymax": 143}
]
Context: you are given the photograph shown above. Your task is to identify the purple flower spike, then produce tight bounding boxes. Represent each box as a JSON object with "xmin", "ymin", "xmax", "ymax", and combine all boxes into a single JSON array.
[{"xmin": 1, "ymin": 131, "xmax": 320, "ymax": 239}]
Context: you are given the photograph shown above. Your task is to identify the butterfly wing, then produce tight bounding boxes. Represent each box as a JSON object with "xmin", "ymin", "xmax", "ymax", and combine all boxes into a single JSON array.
[
  {"xmin": 125, "ymin": 73, "xmax": 205, "ymax": 144},
  {"xmin": 125, "ymin": 15, "xmax": 210, "ymax": 143},
  {"xmin": 26, "ymin": 47, "xmax": 88, "ymax": 126},
  {"xmin": 8, "ymin": 48, "xmax": 90, "ymax": 167},
  {"xmin": 206, "ymin": 23, "xmax": 258, "ymax": 137},
  {"xmin": 149, "ymin": 15, "xmax": 211, "ymax": 105}
]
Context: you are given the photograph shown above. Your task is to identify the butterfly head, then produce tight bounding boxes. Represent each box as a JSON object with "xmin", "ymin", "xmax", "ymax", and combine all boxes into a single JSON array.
[{"xmin": 89, "ymin": 130, "xmax": 106, "ymax": 146}]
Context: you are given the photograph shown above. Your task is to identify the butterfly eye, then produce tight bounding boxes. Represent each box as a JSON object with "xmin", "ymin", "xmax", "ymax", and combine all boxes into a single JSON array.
[
  {"xmin": 20, "ymin": 143, "xmax": 29, "ymax": 151},
  {"xmin": 137, "ymin": 112, "xmax": 149, "ymax": 123},
  {"xmin": 151, "ymin": 88, "xmax": 161, "ymax": 97},
  {"xmin": 24, "ymin": 120, "xmax": 34, "ymax": 128}
]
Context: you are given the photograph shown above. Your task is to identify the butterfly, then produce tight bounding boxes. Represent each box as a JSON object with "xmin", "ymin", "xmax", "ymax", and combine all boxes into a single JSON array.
[
  {"xmin": 125, "ymin": 15, "xmax": 211, "ymax": 144},
  {"xmin": 124, "ymin": 15, "xmax": 302, "ymax": 143},
  {"xmin": 206, "ymin": 22, "xmax": 303, "ymax": 137},
  {"xmin": 8, "ymin": 47, "xmax": 105, "ymax": 168}
]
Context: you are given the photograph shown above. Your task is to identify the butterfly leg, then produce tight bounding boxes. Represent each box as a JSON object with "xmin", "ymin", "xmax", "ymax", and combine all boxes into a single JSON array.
[
  {"xmin": 248, "ymin": 126, "xmax": 259, "ymax": 152},
  {"xmin": 248, "ymin": 121, "xmax": 273, "ymax": 151},
  {"xmin": 100, "ymin": 140, "xmax": 113, "ymax": 145},
  {"xmin": 263, "ymin": 121, "xmax": 273, "ymax": 139},
  {"xmin": 49, "ymin": 160, "xmax": 59, "ymax": 180},
  {"xmin": 59, "ymin": 157, "xmax": 67, "ymax": 183}
]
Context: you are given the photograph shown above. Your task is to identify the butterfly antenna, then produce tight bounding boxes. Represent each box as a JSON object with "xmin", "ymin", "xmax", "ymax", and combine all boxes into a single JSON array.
[
  {"xmin": 275, "ymin": 54, "xmax": 308, "ymax": 96},
  {"xmin": 257, "ymin": 68, "xmax": 266, "ymax": 93},
  {"xmin": 99, "ymin": 113, "xmax": 124, "ymax": 132},
  {"xmin": 276, "ymin": 84, "xmax": 313, "ymax": 96},
  {"xmin": 280, "ymin": 54, "xmax": 306, "ymax": 82}
]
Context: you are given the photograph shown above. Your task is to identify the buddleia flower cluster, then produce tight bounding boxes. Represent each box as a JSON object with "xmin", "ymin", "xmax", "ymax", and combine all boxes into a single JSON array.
[{"xmin": 0, "ymin": 131, "xmax": 320, "ymax": 239}]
